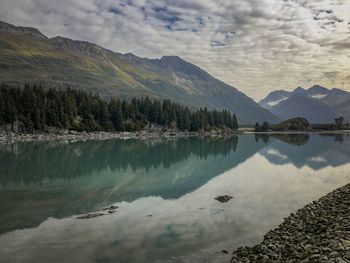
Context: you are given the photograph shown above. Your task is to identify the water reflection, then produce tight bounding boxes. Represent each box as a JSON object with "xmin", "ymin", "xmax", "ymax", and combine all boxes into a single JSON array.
[
  {"xmin": 0, "ymin": 136, "xmax": 268, "ymax": 234},
  {"xmin": 0, "ymin": 137, "xmax": 240, "ymax": 184},
  {"xmin": 0, "ymin": 134, "xmax": 349, "ymax": 263},
  {"xmin": 260, "ymin": 133, "xmax": 350, "ymax": 170}
]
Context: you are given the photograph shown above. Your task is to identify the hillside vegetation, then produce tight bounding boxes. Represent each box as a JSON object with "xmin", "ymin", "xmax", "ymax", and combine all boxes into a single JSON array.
[
  {"xmin": 0, "ymin": 20, "xmax": 279, "ymax": 125},
  {"xmin": 0, "ymin": 85, "xmax": 238, "ymax": 133},
  {"xmin": 271, "ymin": 117, "xmax": 311, "ymax": 131}
]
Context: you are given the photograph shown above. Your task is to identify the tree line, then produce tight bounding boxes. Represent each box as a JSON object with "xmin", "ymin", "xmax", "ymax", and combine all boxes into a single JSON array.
[
  {"xmin": 254, "ymin": 121, "xmax": 269, "ymax": 132},
  {"xmin": 0, "ymin": 85, "xmax": 238, "ymax": 133}
]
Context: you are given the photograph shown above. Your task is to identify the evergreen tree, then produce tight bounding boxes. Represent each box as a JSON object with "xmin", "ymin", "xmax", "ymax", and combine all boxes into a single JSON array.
[
  {"xmin": 109, "ymin": 98, "xmax": 124, "ymax": 131},
  {"xmin": 0, "ymin": 92, "xmax": 4, "ymax": 125},
  {"xmin": 190, "ymin": 112, "xmax": 201, "ymax": 131},
  {"xmin": 261, "ymin": 121, "xmax": 269, "ymax": 132},
  {"xmin": 96, "ymin": 101, "xmax": 113, "ymax": 131},
  {"xmin": 232, "ymin": 114, "xmax": 238, "ymax": 129},
  {"xmin": 255, "ymin": 122, "xmax": 260, "ymax": 132},
  {"xmin": 0, "ymin": 84, "xmax": 240, "ymax": 133}
]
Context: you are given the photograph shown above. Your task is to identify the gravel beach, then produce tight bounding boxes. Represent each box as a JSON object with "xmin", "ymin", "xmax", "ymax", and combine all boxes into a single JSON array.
[
  {"xmin": 0, "ymin": 129, "xmax": 240, "ymax": 145},
  {"xmin": 231, "ymin": 184, "xmax": 350, "ymax": 263}
]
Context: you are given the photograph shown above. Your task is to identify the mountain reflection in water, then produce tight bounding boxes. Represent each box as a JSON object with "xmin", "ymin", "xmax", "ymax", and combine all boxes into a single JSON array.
[{"xmin": 0, "ymin": 133, "xmax": 349, "ymax": 263}]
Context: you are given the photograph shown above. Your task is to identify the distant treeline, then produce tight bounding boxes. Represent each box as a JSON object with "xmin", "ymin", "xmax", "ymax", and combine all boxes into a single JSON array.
[{"xmin": 0, "ymin": 85, "xmax": 238, "ymax": 133}]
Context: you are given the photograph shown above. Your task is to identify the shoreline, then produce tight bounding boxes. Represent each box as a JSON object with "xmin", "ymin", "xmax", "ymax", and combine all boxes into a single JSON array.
[
  {"xmin": 231, "ymin": 183, "xmax": 350, "ymax": 263},
  {"xmin": 0, "ymin": 130, "xmax": 241, "ymax": 145},
  {"xmin": 1, "ymin": 129, "xmax": 348, "ymax": 144},
  {"xmin": 243, "ymin": 130, "xmax": 350, "ymax": 135}
]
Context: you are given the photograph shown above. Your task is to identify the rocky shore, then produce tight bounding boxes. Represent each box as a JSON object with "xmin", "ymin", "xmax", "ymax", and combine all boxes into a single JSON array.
[
  {"xmin": 0, "ymin": 129, "xmax": 240, "ymax": 145},
  {"xmin": 232, "ymin": 184, "xmax": 350, "ymax": 263}
]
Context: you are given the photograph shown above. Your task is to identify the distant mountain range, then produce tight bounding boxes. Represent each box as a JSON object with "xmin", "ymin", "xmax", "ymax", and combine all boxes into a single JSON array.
[
  {"xmin": 259, "ymin": 85, "xmax": 350, "ymax": 123},
  {"xmin": 0, "ymin": 20, "xmax": 279, "ymax": 124}
]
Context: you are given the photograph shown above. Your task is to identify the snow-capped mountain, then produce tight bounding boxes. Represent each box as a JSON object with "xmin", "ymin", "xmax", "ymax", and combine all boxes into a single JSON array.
[{"xmin": 259, "ymin": 85, "xmax": 350, "ymax": 123}]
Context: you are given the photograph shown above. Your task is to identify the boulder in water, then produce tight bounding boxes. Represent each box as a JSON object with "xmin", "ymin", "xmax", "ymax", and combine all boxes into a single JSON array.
[
  {"xmin": 76, "ymin": 212, "xmax": 104, "ymax": 219},
  {"xmin": 215, "ymin": 195, "xmax": 233, "ymax": 203}
]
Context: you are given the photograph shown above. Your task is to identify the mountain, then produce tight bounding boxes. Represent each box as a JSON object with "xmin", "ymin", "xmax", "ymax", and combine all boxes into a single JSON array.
[
  {"xmin": 0, "ymin": 20, "xmax": 279, "ymax": 124},
  {"xmin": 305, "ymin": 85, "xmax": 329, "ymax": 98},
  {"xmin": 321, "ymin": 88, "xmax": 350, "ymax": 107},
  {"xmin": 334, "ymin": 98, "xmax": 350, "ymax": 122},
  {"xmin": 269, "ymin": 93, "xmax": 337, "ymax": 123},
  {"xmin": 259, "ymin": 85, "xmax": 350, "ymax": 123},
  {"xmin": 258, "ymin": 90, "xmax": 291, "ymax": 110}
]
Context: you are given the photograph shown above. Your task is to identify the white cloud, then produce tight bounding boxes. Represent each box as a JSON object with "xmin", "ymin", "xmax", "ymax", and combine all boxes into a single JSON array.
[{"xmin": 0, "ymin": 0, "xmax": 349, "ymax": 100}]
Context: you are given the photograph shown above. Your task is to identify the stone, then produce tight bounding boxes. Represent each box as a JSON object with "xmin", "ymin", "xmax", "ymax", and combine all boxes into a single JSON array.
[
  {"xmin": 108, "ymin": 205, "xmax": 118, "ymax": 210},
  {"xmin": 76, "ymin": 212, "xmax": 104, "ymax": 219},
  {"xmin": 330, "ymin": 251, "xmax": 340, "ymax": 258},
  {"xmin": 340, "ymin": 239, "xmax": 350, "ymax": 248},
  {"xmin": 215, "ymin": 195, "xmax": 233, "ymax": 203},
  {"xmin": 322, "ymin": 247, "xmax": 332, "ymax": 253},
  {"xmin": 231, "ymin": 184, "xmax": 350, "ymax": 263},
  {"xmin": 240, "ymin": 258, "xmax": 250, "ymax": 263},
  {"xmin": 310, "ymin": 249, "xmax": 320, "ymax": 254},
  {"xmin": 336, "ymin": 257, "xmax": 348, "ymax": 263},
  {"xmin": 308, "ymin": 254, "xmax": 321, "ymax": 260}
]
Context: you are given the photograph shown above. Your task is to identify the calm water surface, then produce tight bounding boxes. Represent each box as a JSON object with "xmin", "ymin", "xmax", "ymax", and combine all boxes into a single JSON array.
[{"xmin": 0, "ymin": 134, "xmax": 350, "ymax": 263}]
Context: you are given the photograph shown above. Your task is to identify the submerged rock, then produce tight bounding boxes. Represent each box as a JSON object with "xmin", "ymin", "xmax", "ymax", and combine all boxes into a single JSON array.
[
  {"xmin": 101, "ymin": 205, "xmax": 118, "ymax": 211},
  {"xmin": 76, "ymin": 212, "xmax": 104, "ymax": 219},
  {"xmin": 215, "ymin": 195, "xmax": 234, "ymax": 203},
  {"xmin": 77, "ymin": 204, "xmax": 120, "ymax": 219},
  {"xmin": 108, "ymin": 205, "xmax": 118, "ymax": 210}
]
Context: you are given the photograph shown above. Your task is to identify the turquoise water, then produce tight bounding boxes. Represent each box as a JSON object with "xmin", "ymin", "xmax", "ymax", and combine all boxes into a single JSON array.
[{"xmin": 0, "ymin": 134, "xmax": 349, "ymax": 262}]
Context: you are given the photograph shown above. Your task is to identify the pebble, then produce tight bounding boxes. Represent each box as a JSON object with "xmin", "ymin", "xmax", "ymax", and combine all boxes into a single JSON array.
[
  {"xmin": 0, "ymin": 130, "xmax": 241, "ymax": 145},
  {"xmin": 231, "ymin": 184, "xmax": 350, "ymax": 263}
]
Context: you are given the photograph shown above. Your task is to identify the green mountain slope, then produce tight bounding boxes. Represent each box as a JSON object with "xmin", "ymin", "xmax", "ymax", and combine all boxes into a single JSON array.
[{"xmin": 0, "ymin": 20, "xmax": 279, "ymax": 124}]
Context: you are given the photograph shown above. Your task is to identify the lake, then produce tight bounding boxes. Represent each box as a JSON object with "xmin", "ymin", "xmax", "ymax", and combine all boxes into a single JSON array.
[{"xmin": 0, "ymin": 133, "xmax": 349, "ymax": 263}]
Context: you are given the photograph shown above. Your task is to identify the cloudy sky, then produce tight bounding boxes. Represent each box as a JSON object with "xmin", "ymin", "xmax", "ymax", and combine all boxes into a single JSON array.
[{"xmin": 1, "ymin": 0, "xmax": 350, "ymax": 100}]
